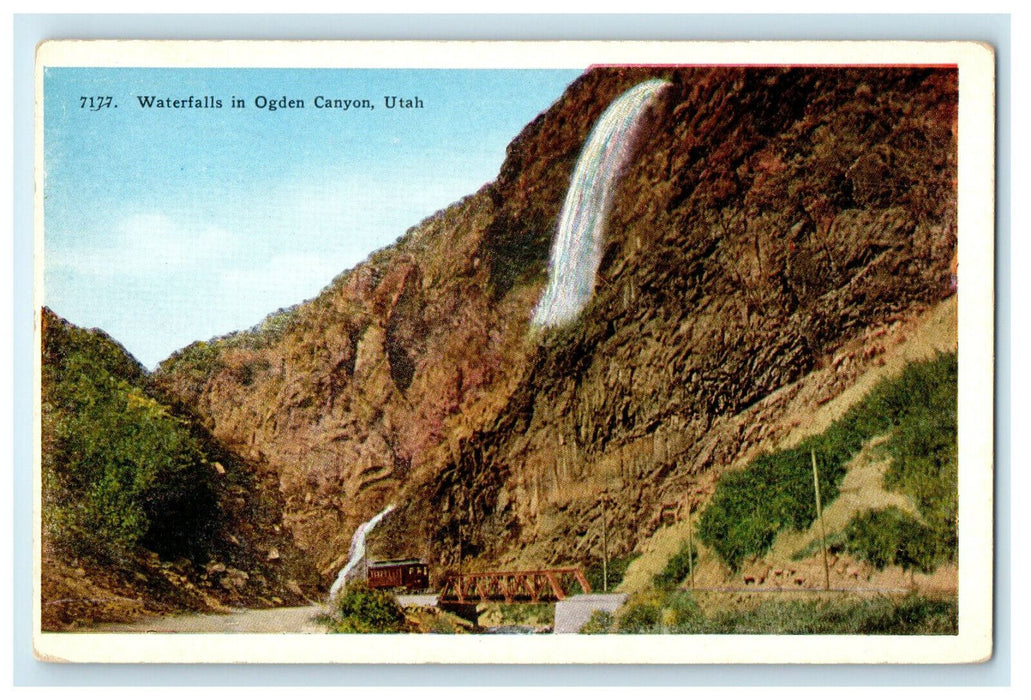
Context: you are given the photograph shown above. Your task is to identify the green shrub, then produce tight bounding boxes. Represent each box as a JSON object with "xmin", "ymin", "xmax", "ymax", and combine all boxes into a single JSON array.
[
  {"xmin": 698, "ymin": 352, "xmax": 957, "ymax": 570},
  {"xmin": 653, "ymin": 542, "xmax": 698, "ymax": 591},
  {"xmin": 326, "ymin": 584, "xmax": 408, "ymax": 633},
  {"xmin": 579, "ymin": 554, "xmax": 638, "ymax": 593},
  {"xmin": 618, "ymin": 595, "xmax": 663, "ymax": 633},
  {"xmin": 579, "ymin": 610, "xmax": 616, "ymax": 634},
  {"xmin": 842, "ymin": 507, "xmax": 942, "ymax": 573},
  {"xmin": 660, "ymin": 591, "xmax": 704, "ymax": 629}
]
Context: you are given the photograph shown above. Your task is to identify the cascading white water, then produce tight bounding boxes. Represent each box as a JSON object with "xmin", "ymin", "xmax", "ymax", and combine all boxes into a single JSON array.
[
  {"xmin": 328, "ymin": 503, "xmax": 396, "ymax": 601},
  {"xmin": 531, "ymin": 78, "xmax": 669, "ymax": 328}
]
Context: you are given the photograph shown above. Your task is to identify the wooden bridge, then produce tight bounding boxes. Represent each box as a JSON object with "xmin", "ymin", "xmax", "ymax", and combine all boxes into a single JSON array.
[{"xmin": 439, "ymin": 567, "xmax": 591, "ymax": 604}]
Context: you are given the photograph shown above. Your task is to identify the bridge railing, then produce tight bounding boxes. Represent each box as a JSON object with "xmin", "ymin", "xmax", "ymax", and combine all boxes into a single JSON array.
[{"xmin": 438, "ymin": 567, "xmax": 591, "ymax": 604}]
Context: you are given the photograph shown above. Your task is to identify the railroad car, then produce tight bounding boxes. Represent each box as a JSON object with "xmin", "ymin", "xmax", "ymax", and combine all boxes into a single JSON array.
[{"xmin": 367, "ymin": 559, "xmax": 430, "ymax": 592}]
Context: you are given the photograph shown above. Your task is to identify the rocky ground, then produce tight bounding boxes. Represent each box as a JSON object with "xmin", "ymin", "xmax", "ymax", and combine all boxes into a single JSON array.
[{"xmin": 41, "ymin": 543, "xmax": 318, "ymax": 631}]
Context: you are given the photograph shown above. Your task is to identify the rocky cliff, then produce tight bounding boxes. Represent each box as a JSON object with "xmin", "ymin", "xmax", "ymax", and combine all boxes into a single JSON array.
[{"xmin": 152, "ymin": 66, "xmax": 957, "ymax": 583}]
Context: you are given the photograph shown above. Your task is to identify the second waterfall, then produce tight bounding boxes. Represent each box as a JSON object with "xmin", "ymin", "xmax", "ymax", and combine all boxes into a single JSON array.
[{"xmin": 531, "ymin": 78, "xmax": 669, "ymax": 328}]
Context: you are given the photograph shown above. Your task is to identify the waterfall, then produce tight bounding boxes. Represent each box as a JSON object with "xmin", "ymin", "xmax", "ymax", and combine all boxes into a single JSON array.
[
  {"xmin": 531, "ymin": 78, "xmax": 669, "ymax": 328},
  {"xmin": 328, "ymin": 503, "xmax": 396, "ymax": 601}
]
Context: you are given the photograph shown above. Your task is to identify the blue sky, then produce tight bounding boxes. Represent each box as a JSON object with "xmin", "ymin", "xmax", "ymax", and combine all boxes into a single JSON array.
[{"xmin": 43, "ymin": 67, "xmax": 582, "ymax": 368}]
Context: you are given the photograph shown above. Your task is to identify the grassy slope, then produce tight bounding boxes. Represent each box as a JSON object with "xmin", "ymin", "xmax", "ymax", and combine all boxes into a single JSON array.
[
  {"xmin": 599, "ymin": 590, "xmax": 957, "ymax": 635},
  {"xmin": 620, "ymin": 296, "xmax": 957, "ymax": 594},
  {"xmin": 696, "ymin": 350, "xmax": 956, "ymax": 570}
]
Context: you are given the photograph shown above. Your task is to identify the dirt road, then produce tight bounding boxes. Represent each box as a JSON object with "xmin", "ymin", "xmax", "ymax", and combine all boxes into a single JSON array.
[{"xmin": 91, "ymin": 605, "xmax": 329, "ymax": 634}]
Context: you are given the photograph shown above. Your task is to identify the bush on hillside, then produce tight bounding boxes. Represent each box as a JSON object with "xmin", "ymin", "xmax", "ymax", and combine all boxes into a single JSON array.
[
  {"xmin": 842, "ymin": 507, "xmax": 943, "ymax": 573},
  {"xmin": 652, "ymin": 542, "xmax": 698, "ymax": 591},
  {"xmin": 578, "ymin": 553, "xmax": 639, "ymax": 594}
]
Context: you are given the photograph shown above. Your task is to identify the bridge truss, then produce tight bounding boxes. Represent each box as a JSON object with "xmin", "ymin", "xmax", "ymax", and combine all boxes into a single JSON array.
[{"xmin": 438, "ymin": 567, "xmax": 591, "ymax": 604}]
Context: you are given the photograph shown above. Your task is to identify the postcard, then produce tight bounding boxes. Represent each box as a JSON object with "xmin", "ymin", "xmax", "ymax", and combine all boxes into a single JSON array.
[{"xmin": 33, "ymin": 40, "xmax": 995, "ymax": 664}]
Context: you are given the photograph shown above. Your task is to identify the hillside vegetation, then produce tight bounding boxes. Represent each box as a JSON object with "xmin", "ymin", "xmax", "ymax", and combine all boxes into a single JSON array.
[
  {"xmin": 588, "ymin": 590, "xmax": 957, "ymax": 635},
  {"xmin": 697, "ymin": 351, "xmax": 957, "ymax": 572},
  {"xmin": 42, "ymin": 308, "xmax": 217, "ymax": 562},
  {"xmin": 40, "ymin": 309, "xmax": 319, "ymax": 630}
]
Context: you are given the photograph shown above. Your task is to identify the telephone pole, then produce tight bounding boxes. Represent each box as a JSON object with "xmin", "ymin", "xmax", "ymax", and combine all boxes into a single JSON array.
[
  {"xmin": 811, "ymin": 449, "xmax": 830, "ymax": 591},
  {"xmin": 687, "ymin": 500, "xmax": 696, "ymax": 589},
  {"xmin": 601, "ymin": 494, "xmax": 609, "ymax": 592}
]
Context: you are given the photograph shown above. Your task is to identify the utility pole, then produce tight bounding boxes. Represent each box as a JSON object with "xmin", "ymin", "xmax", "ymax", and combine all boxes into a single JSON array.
[
  {"xmin": 363, "ymin": 542, "xmax": 369, "ymax": 584},
  {"xmin": 811, "ymin": 449, "xmax": 830, "ymax": 591},
  {"xmin": 686, "ymin": 500, "xmax": 696, "ymax": 589},
  {"xmin": 601, "ymin": 494, "xmax": 609, "ymax": 593},
  {"xmin": 457, "ymin": 534, "xmax": 463, "ymax": 578}
]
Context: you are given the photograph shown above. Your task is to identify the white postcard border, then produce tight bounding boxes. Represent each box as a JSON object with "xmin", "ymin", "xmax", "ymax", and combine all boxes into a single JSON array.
[{"xmin": 33, "ymin": 39, "xmax": 996, "ymax": 665}]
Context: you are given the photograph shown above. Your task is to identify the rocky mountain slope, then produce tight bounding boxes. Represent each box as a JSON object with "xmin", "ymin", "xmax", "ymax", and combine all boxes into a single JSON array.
[{"xmin": 152, "ymin": 66, "xmax": 958, "ymax": 584}]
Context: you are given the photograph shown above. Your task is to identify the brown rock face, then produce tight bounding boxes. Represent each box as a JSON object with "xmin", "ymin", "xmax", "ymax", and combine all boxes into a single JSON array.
[{"xmin": 153, "ymin": 67, "xmax": 957, "ymax": 581}]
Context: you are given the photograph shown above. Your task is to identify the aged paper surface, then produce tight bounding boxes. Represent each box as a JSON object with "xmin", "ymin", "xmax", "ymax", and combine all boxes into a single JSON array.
[{"xmin": 34, "ymin": 40, "xmax": 994, "ymax": 664}]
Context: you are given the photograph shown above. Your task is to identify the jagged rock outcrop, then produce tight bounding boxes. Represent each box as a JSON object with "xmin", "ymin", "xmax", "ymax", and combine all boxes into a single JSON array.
[{"xmin": 153, "ymin": 66, "xmax": 957, "ymax": 581}]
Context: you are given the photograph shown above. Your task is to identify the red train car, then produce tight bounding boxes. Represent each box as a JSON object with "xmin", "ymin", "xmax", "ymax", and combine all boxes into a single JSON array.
[{"xmin": 367, "ymin": 559, "xmax": 430, "ymax": 592}]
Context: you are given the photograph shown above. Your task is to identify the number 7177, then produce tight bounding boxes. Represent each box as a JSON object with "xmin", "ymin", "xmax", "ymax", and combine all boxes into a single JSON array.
[{"xmin": 79, "ymin": 96, "xmax": 114, "ymax": 111}]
